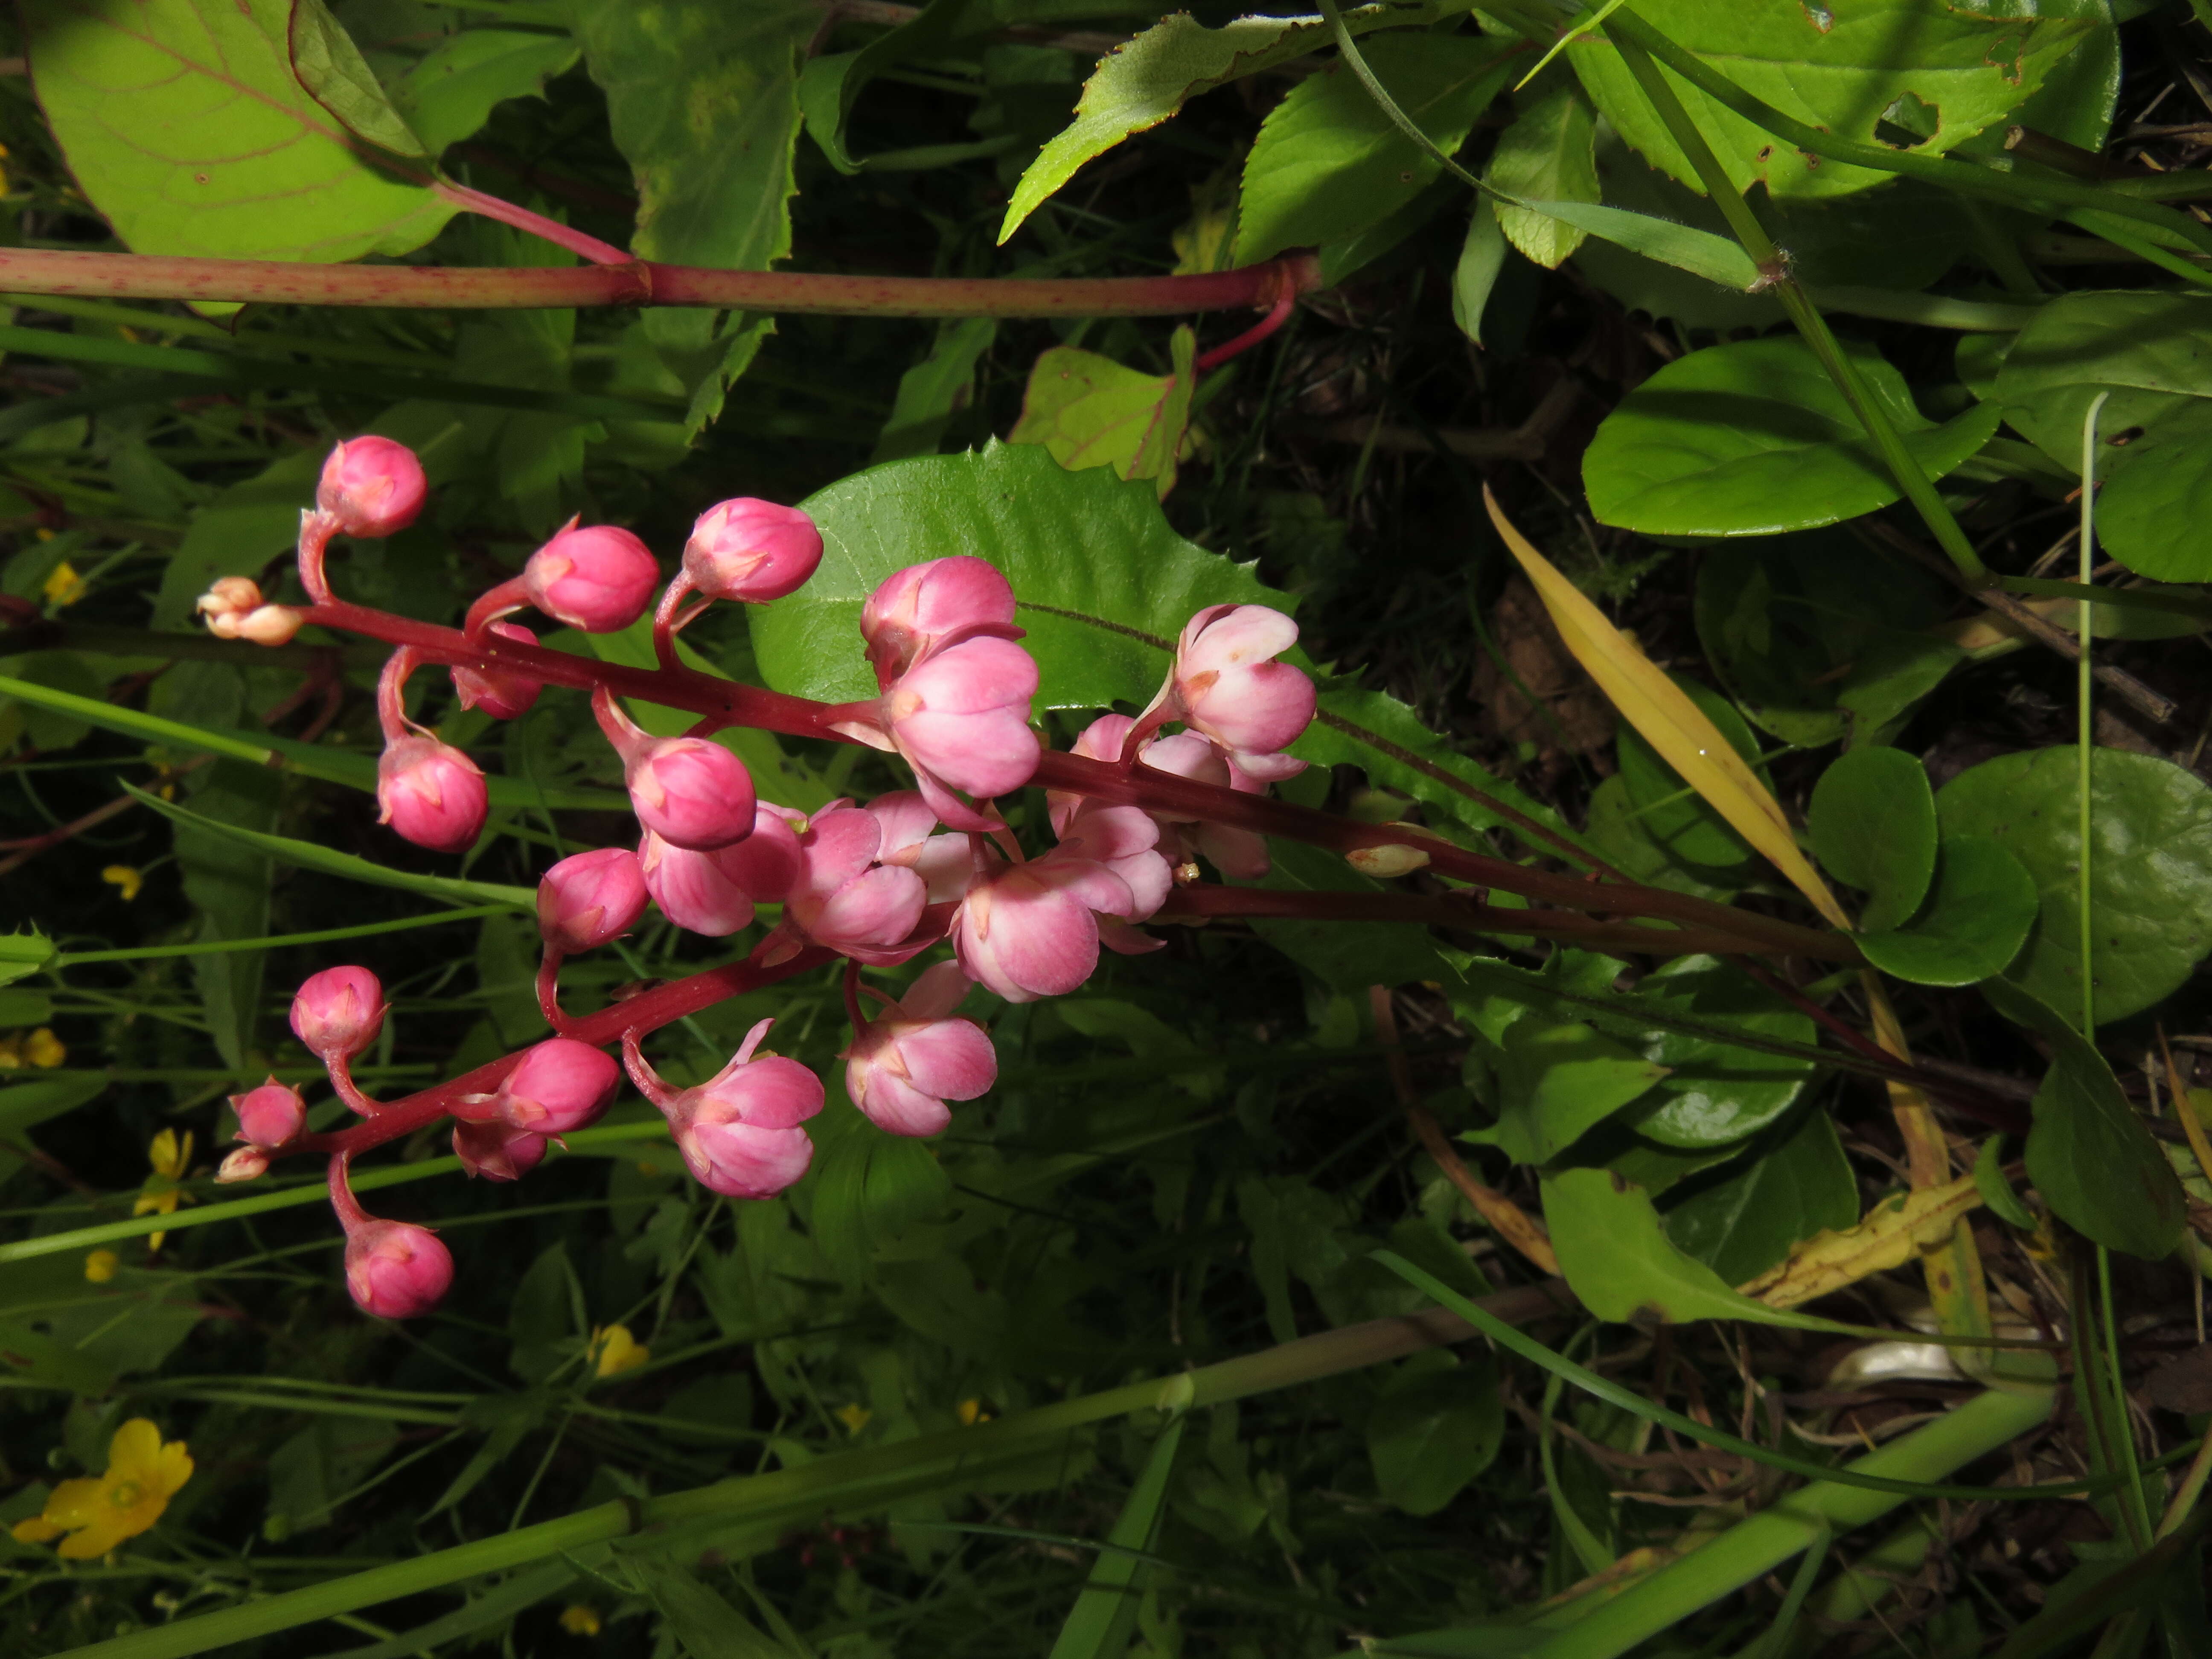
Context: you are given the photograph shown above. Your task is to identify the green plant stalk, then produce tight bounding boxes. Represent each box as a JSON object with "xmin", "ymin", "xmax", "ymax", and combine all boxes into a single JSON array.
[
  {"xmin": 2099, "ymin": 1248, "xmax": 2156, "ymax": 1551},
  {"xmin": 54, "ymin": 906, "xmax": 510, "ymax": 965},
  {"xmin": 2064, "ymin": 210, "xmax": 2212, "ymax": 291},
  {"xmin": 2079, "ymin": 391, "xmax": 2107, "ymax": 1036},
  {"xmin": 1603, "ymin": 30, "xmax": 1988, "ymax": 584},
  {"xmin": 1585, "ymin": 6, "xmax": 2212, "ymax": 257},
  {"xmin": 1518, "ymin": 1387, "xmax": 2054, "ymax": 1659},
  {"xmin": 48, "ymin": 1286, "xmax": 1568, "ymax": 1659}
]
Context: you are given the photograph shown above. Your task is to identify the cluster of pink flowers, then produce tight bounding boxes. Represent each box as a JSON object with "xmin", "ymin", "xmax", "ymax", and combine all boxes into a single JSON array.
[{"xmin": 201, "ymin": 437, "xmax": 1318, "ymax": 1320}]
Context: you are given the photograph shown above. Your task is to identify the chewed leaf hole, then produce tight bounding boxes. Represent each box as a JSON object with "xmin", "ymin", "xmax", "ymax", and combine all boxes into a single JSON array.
[{"xmin": 1875, "ymin": 92, "xmax": 1941, "ymax": 149}]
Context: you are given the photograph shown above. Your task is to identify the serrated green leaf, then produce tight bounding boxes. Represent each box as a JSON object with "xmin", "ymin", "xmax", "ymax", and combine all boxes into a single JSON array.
[
  {"xmin": 1584, "ymin": 337, "xmax": 2003, "ymax": 537},
  {"xmin": 1487, "ymin": 83, "xmax": 1598, "ymax": 268},
  {"xmin": 289, "ymin": 0, "xmax": 428, "ymax": 158},
  {"xmin": 23, "ymin": 0, "xmax": 452, "ymax": 261}
]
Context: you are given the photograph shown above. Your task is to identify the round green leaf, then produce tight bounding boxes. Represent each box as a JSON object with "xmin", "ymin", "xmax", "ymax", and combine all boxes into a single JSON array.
[
  {"xmin": 1604, "ymin": 958, "xmax": 1815, "ymax": 1150},
  {"xmin": 1808, "ymin": 747, "xmax": 1937, "ymax": 932},
  {"xmin": 1366, "ymin": 1355, "xmax": 1504, "ymax": 1516},
  {"xmin": 1583, "ymin": 338, "xmax": 2002, "ymax": 537},
  {"xmin": 1937, "ymin": 748, "xmax": 2212, "ymax": 1024},
  {"xmin": 1858, "ymin": 835, "xmax": 2039, "ymax": 988},
  {"xmin": 2089, "ymin": 405, "xmax": 2212, "ymax": 583}
]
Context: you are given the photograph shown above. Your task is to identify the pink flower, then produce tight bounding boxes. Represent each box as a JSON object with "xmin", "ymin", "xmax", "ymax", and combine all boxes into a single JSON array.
[
  {"xmin": 875, "ymin": 637, "xmax": 1042, "ymax": 830},
  {"xmin": 377, "ymin": 733, "xmax": 488, "ymax": 853},
  {"xmin": 952, "ymin": 809, "xmax": 1160, "ymax": 1001},
  {"xmin": 230, "ymin": 1079, "xmax": 305, "ymax": 1148},
  {"xmin": 592, "ymin": 687, "xmax": 756, "ymax": 852},
  {"xmin": 1055, "ymin": 716, "xmax": 1271, "ymax": 882},
  {"xmin": 640, "ymin": 803, "xmax": 803, "ymax": 937},
  {"xmin": 466, "ymin": 521, "xmax": 660, "ymax": 637},
  {"xmin": 292, "ymin": 967, "xmax": 386, "ymax": 1062},
  {"xmin": 317, "ymin": 437, "xmax": 426, "ymax": 539},
  {"xmin": 452, "ymin": 1120, "xmax": 547, "ymax": 1182},
  {"xmin": 538, "ymin": 848, "xmax": 649, "ymax": 955},
  {"xmin": 772, "ymin": 803, "xmax": 929, "ymax": 965},
  {"xmin": 217, "ymin": 1147, "xmax": 269, "ymax": 1183},
  {"xmin": 842, "ymin": 961, "xmax": 996, "ymax": 1137},
  {"xmin": 623, "ymin": 1020, "xmax": 822, "ymax": 1199},
  {"xmin": 477, "ymin": 1038, "xmax": 620, "ymax": 1135},
  {"xmin": 684, "ymin": 498, "xmax": 823, "ymax": 603},
  {"xmin": 868, "ymin": 792, "xmax": 973, "ymax": 903},
  {"xmin": 344, "ymin": 1220, "xmax": 452, "ymax": 1319},
  {"xmin": 451, "ymin": 621, "xmax": 543, "ymax": 720},
  {"xmin": 860, "ymin": 556, "xmax": 1019, "ymax": 687},
  {"xmin": 1164, "ymin": 605, "xmax": 1314, "ymax": 780}
]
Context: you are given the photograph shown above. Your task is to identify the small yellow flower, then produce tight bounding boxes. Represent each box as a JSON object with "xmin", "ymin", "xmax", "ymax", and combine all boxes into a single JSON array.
[
  {"xmin": 23, "ymin": 1028, "xmax": 64, "ymax": 1068},
  {"xmin": 834, "ymin": 1403, "xmax": 871, "ymax": 1436},
  {"xmin": 558, "ymin": 1604, "xmax": 602, "ymax": 1636},
  {"xmin": 957, "ymin": 1397, "xmax": 992, "ymax": 1426},
  {"xmin": 588, "ymin": 1324, "xmax": 648, "ymax": 1379},
  {"xmin": 133, "ymin": 1130, "xmax": 194, "ymax": 1251},
  {"xmin": 41, "ymin": 561, "xmax": 85, "ymax": 607},
  {"xmin": 102, "ymin": 866, "xmax": 144, "ymax": 902},
  {"xmin": 83, "ymin": 1250, "xmax": 119, "ymax": 1284},
  {"xmin": 9, "ymin": 1419, "xmax": 192, "ymax": 1559},
  {"xmin": 0, "ymin": 1038, "xmax": 19, "ymax": 1068}
]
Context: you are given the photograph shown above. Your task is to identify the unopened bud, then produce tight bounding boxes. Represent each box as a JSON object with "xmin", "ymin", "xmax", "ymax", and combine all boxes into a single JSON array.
[
  {"xmin": 1346, "ymin": 843, "xmax": 1430, "ymax": 878},
  {"xmin": 451, "ymin": 620, "xmax": 543, "ymax": 720},
  {"xmin": 216, "ymin": 1147, "xmax": 270, "ymax": 1183},
  {"xmin": 454, "ymin": 1119, "xmax": 547, "ymax": 1182},
  {"xmin": 521, "ymin": 522, "xmax": 659, "ymax": 633},
  {"xmin": 317, "ymin": 437, "xmax": 428, "ymax": 538},
  {"xmin": 377, "ymin": 733, "xmax": 488, "ymax": 854},
  {"xmin": 682, "ymin": 498, "xmax": 823, "ymax": 604},
  {"xmin": 492, "ymin": 1038, "xmax": 620, "ymax": 1134},
  {"xmin": 626, "ymin": 737, "xmax": 756, "ymax": 853},
  {"xmin": 234, "ymin": 604, "xmax": 306, "ymax": 646},
  {"xmin": 538, "ymin": 848, "xmax": 649, "ymax": 954},
  {"xmin": 343, "ymin": 1220, "xmax": 452, "ymax": 1319},
  {"xmin": 231, "ymin": 1078, "xmax": 306, "ymax": 1148},
  {"xmin": 291, "ymin": 967, "xmax": 386, "ymax": 1062}
]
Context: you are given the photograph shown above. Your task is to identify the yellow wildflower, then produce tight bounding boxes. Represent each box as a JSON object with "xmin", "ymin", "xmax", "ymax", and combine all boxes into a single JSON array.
[
  {"xmin": 132, "ymin": 1130, "xmax": 193, "ymax": 1251},
  {"xmin": 102, "ymin": 866, "xmax": 144, "ymax": 902},
  {"xmin": 23, "ymin": 1028, "xmax": 64, "ymax": 1068},
  {"xmin": 834, "ymin": 1403, "xmax": 871, "ymax": 1436},
  {"xmin": 588, "ymin": 1324, "xmax": 648, "ymax": 1379},
  {"xmin": 558, "ymin": 1605, "xmax": 602, "ymax": 1636},
  {"xmin": 957, "ymin": 1398, "xmax": 992, "ymax": 1426},
  {"xmin": 83, "ymin": 1250, "xmax": 119, "ymax": 1284},
  {"xmin": 10, "ymin": 1419, "xmax": 192, "ymax": 1559},
  {"xmin": 41, "ymin": 561, "xmax": 84, "ymax": 607}
]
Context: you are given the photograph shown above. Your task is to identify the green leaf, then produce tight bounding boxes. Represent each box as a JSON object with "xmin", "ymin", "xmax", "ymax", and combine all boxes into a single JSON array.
[
  {"xmin": 266, "ymin": 1414, "xmax": 401, "ymax": 1537},
  {"xmin": 1602, "ymin": 956, "xmax": 1816, "ymax": 1150},
  {"xmin": 1983, "ymin": 979, "xmax": 2186, "ymax": 1259},
  {"xmin": 806, "ymin": 1107, "xmax": 952, "ymax": 1288},
  {"xmin": 1937, "ymin": 748, "xmax": 2212, "ymax": 1024},
  {"xmin": 1539, "ymin": 1165, "xmax": 1843, "ymax": 1329},
  {"xmin": 23, "ymin": 0, "xmax": 453, "ymax": 261},
  {"xmin": 391, "ymin": 29, "xmax": 582, "ymax": 156},
  {"xmin": 1564, "ymin": 1, "xmax": 2095, "ymax": 201},
  {"xmin": 1366, "ymin": 1356, "xmax": 1505, "ymax": 1516},
  {"xmin": 633, "ymin": 1559, "xmax": 788, "ymax": 1659},
  {"xmin": 1530, "ymin": 196, "xmax": 1760, "ymax": 290},
  {"xmin": 289, "ymin": 0, "xmax": 428, "ymax": 158},
  {"xmin": 1235, "ymin": 34, "xmax": 1519, "ymax": 265},
  {"xmin": 1974, "ymin": 1137, "xmax": 2036, "ymax": 1231},
  {"xmin": 172, "ymin": 759, "xmax": 280, "ymax": 1074},
  {"xmin": 873, "ymin": 317, "xmax": 999, "ymax": 464},
  {"xmin": 0, "ymin": 932, "xmax": 55, "ymax": 989},
  {"xmin": 1451, "ymin": 197, "xmax": 1508, "ymax": 344},
  {"xmin": 1614, "ymin": 676, "xmax": 1767, "ymax": 873},
  {"xmin": 1247, "ymin": 841, "xmax": 1462, "ymax": 994},
  {"xmin": 1487, "ymin": 83, "xmax": 1599, "ymax": 268},
  {"xmin": 1808, "ymin": 747, "xmax": 1936, "ymax": 932},
  {"xmin": 1661, "ymin": 1106, "xmax": 1860, "ymax": 1287},
  {"xmin": 573, "ymin": 0, "xmax": 817, "ymax": 433},
  {"xmin": 1048, "ymin": 1414, "xmax": 1186, "ymax": 1659},
  {"xmin": 1008, "ymin": 326, "xmax": 1198, "ymax": 500},
  {"xmin": 126, "ymin": 787, "xmax": 536, "ymax": 912},
  {"xmin": 998, "ymin": 4, "xmax": 1441, "ymax": 245},
  {"xmin": 797, "ymin": 0, "xmax": 992, "ymax": 174},
  {"xmin": 1584, "ymin": 337, "xmax": 2003, "ymax": 536},
  {"xmin": 1859, "ymin": 835, "xmax": 2040, "ymax": 988},
  {"xmin": 1694, "ymin": 531, "xmax": 1960, "ymax": 748},
  {"xmin": 0, "ymin": 1077, "xmax": 104, "ymax": 1189},
  {"xmin": 1463, "ymin": 1016, "xmax": 1669, "ymax": 1167}
]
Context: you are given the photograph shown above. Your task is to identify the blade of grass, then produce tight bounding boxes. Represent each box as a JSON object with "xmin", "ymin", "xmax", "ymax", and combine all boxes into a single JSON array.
[
  {"xmin": 1047, "ymin": 1413, "xmax": 1188, "ymax": 1659},
  {"xmin": 54, "ymin": 906, "xmax": 511, "ymax": 965}
]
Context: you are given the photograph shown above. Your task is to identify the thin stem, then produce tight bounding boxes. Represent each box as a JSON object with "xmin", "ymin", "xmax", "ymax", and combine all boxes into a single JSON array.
[
  {"xmin": 2079, "ymin": 391, "xmax": 2109, "ymax": 1036},
  {"xmin": 432, "ymin": 181, "xmax": 630, "ymax": 267},
  {"xmin": 0, "ymin": 247, "xmax": 1321, "ymax": 318}
]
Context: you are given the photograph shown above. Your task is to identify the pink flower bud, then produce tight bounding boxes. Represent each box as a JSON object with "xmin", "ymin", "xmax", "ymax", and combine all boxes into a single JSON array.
[
  {"xmin": 453, "ymin": 1120, "xmax": 547, "ymax": 1182},
  {"xmin": 451, "ymin": 621, "xmax": 543, "ymax": 720},
  {"xmin": 521, "ymin": 522, "xmax": 659, "ymax": 633},
  {"xmin": 231, "ymin": 1079, "xmax": 306, "ymax": 1148},
  {"xmin": 640, "ymin": 803, "xmax": 802, "ymax": 936},
  {"xmin": 291, "ymin": 967, "xmax": 386, "ymax": 1062},
  {"xmin": 951, "ymin": 810, "xmax": 1161, "ymax": 1003},
  {"xmin": 782, "ymin": 805, "xmax": 928, "ymax": 963},
  {"xmin": 217, "ymin": 1147, "xmax": 270, "ymax": 1183},
  {"xmin": 877, "ymin": 637, "xmax": 1041, "ymax": 829},
  {"xmin": 868, "ymin": 792, "xmax": 972, "ymax": 902},
  {"xmin": 344, "ymin": 1220, "xmax": 452, "ymax": 1319},
  {"xmin": 234, "ymin": 604, "xmax": 305, "ymax": 645},
  {"xmin": 1171, "ymin": 605, "xmax": 1314, "ymax": 778},
  {"xmin": 842, "ymin": 962, "xmax": 996, "ymax": 1138},
  {"xmin": 624, "ymin": 1021, "xmax": 821, "ymax": 1199},
  {"xmin": 861, "ymin": 556, "xmax": 1020, "ymax": 687},
  {"xmin": 683, "ymin": 498, "xmax": 823, "ymax": 603},
  {"xmin": 538, "ymin": 848, "xmax": 649, "ymax": 955},
  {"xmin": 377, "ymin": 733, "xmax": 488, "ymax": 854},
  {"xmin": 625, "ymin": 736, "xmax": 757, "ymax": 852},
  {"xmin": 317, "ymin": 437, "xmax": 428, "ymax": 538},
  {"xmin": 489, "ymin": 1038, "xmax": 620, "ymax": 1135}
]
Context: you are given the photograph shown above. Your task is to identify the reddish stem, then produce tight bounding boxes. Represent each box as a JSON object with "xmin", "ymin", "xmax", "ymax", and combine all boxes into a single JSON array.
[
  {"xmin": 433, "ymin": 181, "xmax": 631, "ymax": 268},
  {"xmin": 299, "ymin": 946, "xmax": 834, "ymax": 1161},
  {"xmin": 326, "ymin": 1153, "xmax": 368, "ymax": 1231},
  {"xmin": 0, "ymin": 247, "xmax": 1322, "ymax": 317},
  {"xmin": 536, "ymin": 949, "xmax": 571, "ymax": 1034},
  {"xmin": 1192, "ymin": 283, "xmax": 1297, "ymax": 374}
]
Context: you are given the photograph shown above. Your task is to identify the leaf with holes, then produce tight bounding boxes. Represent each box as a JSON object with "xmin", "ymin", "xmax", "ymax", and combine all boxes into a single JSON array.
[{"xmin": 23, "ymin": 0, "xmax": 453, "ymax": 260}]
